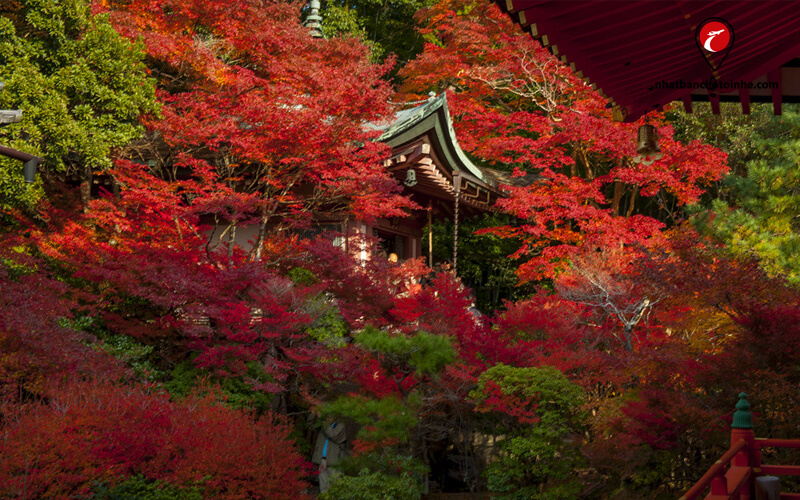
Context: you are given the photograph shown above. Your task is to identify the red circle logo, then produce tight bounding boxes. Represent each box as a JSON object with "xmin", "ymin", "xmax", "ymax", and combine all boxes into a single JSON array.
[{"xmin": 699, "ymin": 21, "xmax": 731, "ymax": 53}]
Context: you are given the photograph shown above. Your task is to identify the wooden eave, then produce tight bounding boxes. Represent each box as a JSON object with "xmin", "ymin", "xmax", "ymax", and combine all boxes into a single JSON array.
[
  {"xmin": 495, "ymin": 0, "xmax": 800, "ymax": 121},
  {"xmin": 375, "ymin": 93, "xmax": 506, "ymax": 211},
  {"xmin": 384, "ymin": 141, "xmax": 498, "ymax": 212}
]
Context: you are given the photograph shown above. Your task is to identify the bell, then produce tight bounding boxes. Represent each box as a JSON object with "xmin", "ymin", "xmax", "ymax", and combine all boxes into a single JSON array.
[
  {"xmin": 633, "ymin": 124, "xmax": 663, "ymax": 165},
  {"xmin": 636, "ymin": 124, "xmax": 660, "ymax": 155},
  {"xmin": 404, "ymin": 168, "xmax": 418, "ymax": 187}
]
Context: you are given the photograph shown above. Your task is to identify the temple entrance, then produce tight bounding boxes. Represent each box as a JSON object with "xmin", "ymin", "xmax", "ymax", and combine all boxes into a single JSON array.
[{"xmin": 373, "ymin": 228, "xmax": 407, "ymax": 261}]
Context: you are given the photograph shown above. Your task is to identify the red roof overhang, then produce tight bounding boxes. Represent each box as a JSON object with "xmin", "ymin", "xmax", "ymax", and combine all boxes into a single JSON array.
[{"xmin": 495, "ymin": 0, "xmax": 800, "ymax": 121}]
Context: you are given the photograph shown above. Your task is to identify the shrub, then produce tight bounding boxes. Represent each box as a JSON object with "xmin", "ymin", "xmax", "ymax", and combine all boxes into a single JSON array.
[
  {"xmin": 320, "ymin": 452, "xmax": 427, "ymax": 500},
  {"xmin": 0, "ymin": 381, "xmax": 309, "ymax": 499},
  {"xmin": 92, "ymin": 475, "xmax": 203, "ymax": 500}
]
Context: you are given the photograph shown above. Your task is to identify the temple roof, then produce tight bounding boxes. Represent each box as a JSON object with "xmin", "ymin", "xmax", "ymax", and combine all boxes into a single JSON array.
[
  {"xmin": 369, "ymin": 93, "xmax": 542, "ymax": 214},
  {"xmin": 370, "ymin": 92, "xmax": 537, "ymax": 213},
  {"xmin": 371, "ymin": 93, "xmax": 493, "ymax": 187},
  {"xmin": 495, "ymin": 0, "xmax": 800, "ymax": 121}
]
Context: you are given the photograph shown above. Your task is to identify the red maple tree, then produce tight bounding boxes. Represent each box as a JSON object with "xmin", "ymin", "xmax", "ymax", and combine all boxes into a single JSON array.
[
  {"xmin": 399, "ymin": 0, "xmax": 728, "ymax": 281},
  {"xmin": 99, "ymin": 0, "xmax": 415, "ymax": 260}
]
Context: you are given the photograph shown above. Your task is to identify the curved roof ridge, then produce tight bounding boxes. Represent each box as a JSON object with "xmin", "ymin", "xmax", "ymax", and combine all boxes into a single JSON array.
[{"xmin": 375, "ymin": 93, "xmax": 490, "ymax": 185}]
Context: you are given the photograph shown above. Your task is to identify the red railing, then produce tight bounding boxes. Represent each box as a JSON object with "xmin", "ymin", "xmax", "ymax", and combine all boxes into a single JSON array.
[
  {"xmin": 680, "ymin": 395, "xmax": 800, "ymax": 500},
  {"xmin": 680, "ymin": 438, "xmax": 749, "ymax": 500}
]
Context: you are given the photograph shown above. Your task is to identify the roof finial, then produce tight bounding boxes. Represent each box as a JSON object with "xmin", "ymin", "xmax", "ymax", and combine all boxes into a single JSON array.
[
  {"xmin": 304, "ymin": 0, "xmax": 323, "ymax": 38},
  {"xmin": 732, "ymin": 393, "xmax": 753, "ymax": 430}
]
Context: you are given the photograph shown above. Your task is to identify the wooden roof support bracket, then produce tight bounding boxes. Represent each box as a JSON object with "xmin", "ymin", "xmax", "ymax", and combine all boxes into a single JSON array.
[
  {"xmin": 611, "ymin": 106, "xmax": 628, "ymax": 122},
  {"xmin": 386, "ymin": 143, "xmax": 430, "ymax": 170},
  {"xmin": 769, "ymin": 68, "xmax": 783, "ymax": 116}
]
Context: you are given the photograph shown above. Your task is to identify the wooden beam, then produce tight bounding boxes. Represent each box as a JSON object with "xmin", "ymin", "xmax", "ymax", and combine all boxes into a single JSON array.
[
  {"xmin": 386, "ymin": 143, "xmax": 431, "ymax": 170},
  {"xmin": 760, "ymin": 464, "xmax": 800, "ymax": 476},
  {"xmin": 755, "ymin": 438, "xmax": 800, "ymax": 448},
  {"xmin": 405, "ymin": 185, "xmax": 455, "ymax": 200},
  {"xmin": 722, "ymin": 466, "xmax": 750, "ymax": 496},
  {"xmin": 418, "ymin": 163, "xmax": 446, "ymax": 180}
]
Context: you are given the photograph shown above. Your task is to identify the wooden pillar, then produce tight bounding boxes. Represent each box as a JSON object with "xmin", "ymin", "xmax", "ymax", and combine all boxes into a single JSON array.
[
  {"xmin": 739, "ymin": 87, "xmax": 751, "ymax": 115},
  {"xmin": 732, "ymin": 393, "xmax": 757, "ymax": 465},
  {"xmin": 681, "ymin": 93, "xmax": 693, "ymax": 114},
  {"xmin": 732, "ymin": 392, "xmax": 757, "ymax": 498},
  {"xmin": 769, "ymin": 68, "xmax": 782, "ymax": 116}
]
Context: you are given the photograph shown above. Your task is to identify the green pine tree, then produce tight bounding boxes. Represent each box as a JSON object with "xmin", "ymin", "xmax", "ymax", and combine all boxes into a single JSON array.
[{"xmin": 0, "ymin": 0, "xmax": 157, "ymax": 212}]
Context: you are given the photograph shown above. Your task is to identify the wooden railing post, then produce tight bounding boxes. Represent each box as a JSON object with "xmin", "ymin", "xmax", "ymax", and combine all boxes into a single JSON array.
[
  {"xmin": 731, "ymin": 393, "xmax": 756, "ymax": 498},
  {"xmin": 680, "ymin": 394, "xmax": 774, "ymax": 500},
  {"xmin": 710, "ymin": 473, "xmax": 728, "ymax": 496}
]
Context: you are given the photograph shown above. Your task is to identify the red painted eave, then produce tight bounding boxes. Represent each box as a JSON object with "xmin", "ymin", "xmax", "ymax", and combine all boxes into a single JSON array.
[{"xmin": 495, "ymin": 0, "xmax": 800, "ymax": 121}]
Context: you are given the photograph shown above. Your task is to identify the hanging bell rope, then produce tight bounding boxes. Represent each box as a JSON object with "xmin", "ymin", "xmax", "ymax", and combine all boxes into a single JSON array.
[
  {"xmin": 453, "ymin": 174, "xmax": 460, "ymax": 273},
  {"xmin": 427, "ymin": 200, "xmax": 433, "ymax": 268}
]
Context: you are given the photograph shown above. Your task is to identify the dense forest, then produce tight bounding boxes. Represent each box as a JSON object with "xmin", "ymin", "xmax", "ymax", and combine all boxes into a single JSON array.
[{"xmin": 2, "ymin": 0, "xmax": 800, "ymax": 498}]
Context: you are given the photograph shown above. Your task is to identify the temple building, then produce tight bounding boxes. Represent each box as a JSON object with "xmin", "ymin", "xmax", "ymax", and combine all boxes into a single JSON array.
[
  {"xmin": 213, "ymin": 92, "xmax": 529, "ymax": 268},
  {"xmin": 364, "ymin": 92, "xmax": 516, "ymax": 267},
  {"xmin": 494, "ymin": 1, "xmax": 800, "ymax": 121}
]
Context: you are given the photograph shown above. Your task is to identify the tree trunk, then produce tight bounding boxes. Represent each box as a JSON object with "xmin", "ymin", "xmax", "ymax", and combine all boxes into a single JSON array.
[
  {"xmin": 626, "ymin": 185, "xmax": 638, "ymax": 217},
  {"xmin": 227, "ymin": 223, "xmax": 236, "ymax": 267},
  {"xmin": 80, "ymin": 164, "xmax": 92, "ymax": 210},
  {"xmin": 622, "ymin": 325, "xmax": 634, "ymax": 351},
  {"xmin": 612, "ymin": 181, "xmax": 624, "ymax": 216},
  {"xmin": 580, "ymin": 149, "xmax": 594, "ymax": 180},
  {"xmin": 252, "ymin": 203, "xmax": 268, "ymax": 262}
]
